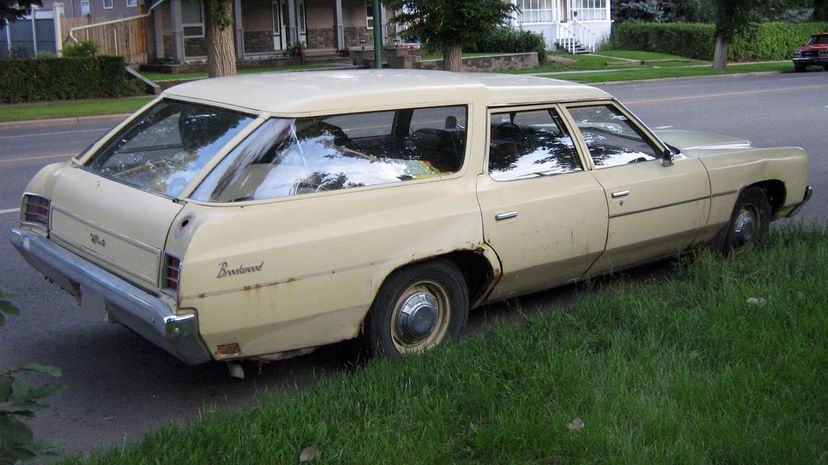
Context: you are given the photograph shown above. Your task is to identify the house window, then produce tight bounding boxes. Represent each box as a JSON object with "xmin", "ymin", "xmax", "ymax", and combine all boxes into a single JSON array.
[
  {"xmin": 103, "ymin": 0, "xmax": 113, "ymax": 9},
  {"xmin": 574, "ymin": 0, "xmax": 607, "ymax": 21},
  {"xmin": 516, "ymin": 0, "xmax": 555, "ymax": 23},
  {"xmin": 182, "ymin": 0, "xmax": 204, "ymax": 38},
  {"xmin": 80, "ymin": 0, "xmax": 90, "ymax": 15},
  {"xmin": 366, "ymin": 2, "xmax": 373, "ymax": 29},
  {"xmin": 126, "ymin": 0, "xmax": 137, "ymax": 7}
]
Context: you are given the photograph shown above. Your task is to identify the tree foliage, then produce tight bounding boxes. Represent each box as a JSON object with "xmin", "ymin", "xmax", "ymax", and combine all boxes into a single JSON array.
[
  {"xmin": 383, "ymin": 0, "xmax": 518, "ymax": 71},
  {"xmin": 0, "ymin": 288, "xmax": 62, "ymax": 465},
  {"xmin": 0, "ymin": 0, "xmax": 42, "ymax": 23}
]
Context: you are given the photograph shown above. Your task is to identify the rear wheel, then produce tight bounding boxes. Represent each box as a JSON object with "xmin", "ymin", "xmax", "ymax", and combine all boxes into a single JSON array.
[
  {"xmin": 720, "ymin": 186, "xmax": 771, "ymax": 254},
  {"xmin": 366, "ymin": 260, "xmax": 468, "ymax": 357}
]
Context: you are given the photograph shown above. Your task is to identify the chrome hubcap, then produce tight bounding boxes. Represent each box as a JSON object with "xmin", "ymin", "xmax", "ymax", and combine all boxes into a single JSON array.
[
  {"xmin": 733, "ymin": 207, "xmax": 756, "ymax": 244},
  {"xmin": 396, "ymin": 292, "xmax": 438, "ymax": 343},
  {"xmin": 391, "ymin": 281, "xmax": 450, "ymax": 353}
]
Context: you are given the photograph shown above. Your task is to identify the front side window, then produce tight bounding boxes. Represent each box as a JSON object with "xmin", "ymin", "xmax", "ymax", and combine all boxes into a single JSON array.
[
  {"xmin": 567, "ymin": 104, "xmax": 659, "ymax": 168},
  {"xmin": 192, "ymin": 106, "xmax": 467, "ymax": 202},
  {"xmin": 488, "ymin": 108, "xmax": 582, "ymax": 181},
  {"xmin": 84, "ymin": 100, "xmax": 255, "ymax": 197}
]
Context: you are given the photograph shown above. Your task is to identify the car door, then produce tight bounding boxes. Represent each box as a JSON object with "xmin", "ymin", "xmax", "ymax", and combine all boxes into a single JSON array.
[
  {"xmin": 562, "ymin": 102, "xmax": 711, "ymax": 275},
  {"xmin": 477, "ymin": 105, "xmax": 608, "ymax": 301}
]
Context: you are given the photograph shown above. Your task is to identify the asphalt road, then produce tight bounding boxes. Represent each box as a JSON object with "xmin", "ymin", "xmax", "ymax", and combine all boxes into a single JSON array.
[{"xmin": 0, "ymin": 71, "xmax": 825, "ymax": 456}]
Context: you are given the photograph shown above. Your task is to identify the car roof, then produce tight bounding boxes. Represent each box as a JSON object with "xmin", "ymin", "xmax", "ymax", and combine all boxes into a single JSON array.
[{"xmin": 163, "ymin": 69, "xmax": 612, "ymax": 116}]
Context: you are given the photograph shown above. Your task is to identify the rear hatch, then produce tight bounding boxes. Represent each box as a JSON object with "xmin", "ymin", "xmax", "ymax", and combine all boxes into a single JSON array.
[
  {"xmin": 46, "ymin": 99, "xmax": 257, "ymax": 290},
  {"xmin": 49, "ymin": 168, "xmax": 184, "ymax": 289}
]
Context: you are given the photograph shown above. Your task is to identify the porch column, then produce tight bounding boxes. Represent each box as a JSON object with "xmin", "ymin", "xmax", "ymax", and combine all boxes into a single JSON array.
[
  {"xmin": 286, "ymin": 0, "xmax": 298, "ymax": 45},
  {"xmin": 233, "ymin": 0, "xmax": 244, "ymax": 59},
  {"xmin": 53, "ymin": 3, "xmax": 63, "ymax": 55},
  {"xmin": 334, "ymin": 0, "xmax": 344, "ymax": 50},
  {"xmin": 170, "ymin": 0, "xmax": 185, "ymax": 63},
  {"xmin": 153, "ymin": 3, "xmax": 164, "ymax": 60}
]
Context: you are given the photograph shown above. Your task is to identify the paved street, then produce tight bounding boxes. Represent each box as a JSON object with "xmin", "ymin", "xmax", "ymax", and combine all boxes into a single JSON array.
[{"xmin": 0, "ymin": 72, "xmax": 825, "ymax": 456}]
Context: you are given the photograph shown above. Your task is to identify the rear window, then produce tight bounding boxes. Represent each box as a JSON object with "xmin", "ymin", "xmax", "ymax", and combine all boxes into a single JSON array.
[
  {"xmin": 191, "ymin": 106, "xmax": 467, "ymax": 202},
  {"xmin": 84, "ymin": 100, "xmax": 255, "ymax": 197}
]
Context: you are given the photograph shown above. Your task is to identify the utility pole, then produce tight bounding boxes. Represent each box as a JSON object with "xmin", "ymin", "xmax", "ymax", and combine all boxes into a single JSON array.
[{"xmin": 372, "ymin": 0, "xmax": 381, "ymax": 69}]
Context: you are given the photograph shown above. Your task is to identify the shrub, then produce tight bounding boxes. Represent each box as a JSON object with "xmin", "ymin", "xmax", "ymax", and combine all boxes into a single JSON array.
[
  {"xmin": 468, "ymin": 26, "xmax": 548, "ymax": 62},
  {"xmin": 0, "ymin": 56, "xmax": 145, "ymax": 103},
  {"xmin": 62, "ymin": 40, "xmax": 100, "ymax": 58},
  {"xmin": 610, "ymin": 21, "xmax": 828, "ymax": 61}
]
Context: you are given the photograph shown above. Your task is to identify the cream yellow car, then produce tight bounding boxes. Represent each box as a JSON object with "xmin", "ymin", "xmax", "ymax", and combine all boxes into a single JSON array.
[{"xmin": 10, "ymin": 71, "xmax": 812, "ymax": 365}]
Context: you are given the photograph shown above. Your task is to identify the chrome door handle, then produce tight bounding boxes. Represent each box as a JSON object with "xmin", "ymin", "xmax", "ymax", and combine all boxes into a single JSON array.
[
  {"xmin": 611, "ymin": 190, "xmax": 630, "ymax": 198},
  {"xmin": 495, "ymin": 211, "xmax": 518, "ymax": 221}
]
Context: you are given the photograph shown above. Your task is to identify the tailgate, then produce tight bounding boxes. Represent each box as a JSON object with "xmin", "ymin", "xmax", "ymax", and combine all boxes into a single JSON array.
[{"xmin": 49, "ymin": 167, "xmax": 185, "ymax": 289}]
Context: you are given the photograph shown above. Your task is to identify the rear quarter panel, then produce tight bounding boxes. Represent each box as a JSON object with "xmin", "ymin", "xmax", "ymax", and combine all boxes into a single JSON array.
[
  {"xmin": 698, "ymin": 147, "xmax": 809, "ymax": 228},
  {"xmin": 167, "ymin": 176, "xmax": 485, "ymax": 360}
]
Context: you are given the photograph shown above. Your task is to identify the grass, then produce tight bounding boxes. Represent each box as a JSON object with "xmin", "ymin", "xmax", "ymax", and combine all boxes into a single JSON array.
[
  {"xmin": 0, "ymin": 97, "xmax": 154, "ymax": 122},
  {"xmin": 138, "ymin": 63, "xmax": 341, "ymax": 82},
  {"xmin": 67, "ymin": 225, "xmax": 827, "ymax": 465},
  {"xmin": 510, "ymin": 50, "xmax": 706, "ymax": 74},
  {"xmin": 547, "ymin": 61, "xmax": 793, "ymax": 84}
]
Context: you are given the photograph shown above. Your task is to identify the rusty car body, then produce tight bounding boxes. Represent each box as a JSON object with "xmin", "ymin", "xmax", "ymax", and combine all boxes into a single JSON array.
[{"xmin": 10, "ymin": 70, "xmax": 812, "ymax": 364}]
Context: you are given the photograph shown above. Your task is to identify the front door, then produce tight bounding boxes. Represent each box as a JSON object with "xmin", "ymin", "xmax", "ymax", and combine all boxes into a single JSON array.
[
  {"xmin": 477, "ymin": 106, "xmax": 609, "ymax": 301},
  {"xmin": 272, "ymin": 0, "xmax": 307, "ymax": 51},
  {"xmin": 272, "ymin": 0, "xmax": 286, "ymax": 50},
  {"xmin": 563, "ymin": 102, "xmax": 711, "ymax": 275}
]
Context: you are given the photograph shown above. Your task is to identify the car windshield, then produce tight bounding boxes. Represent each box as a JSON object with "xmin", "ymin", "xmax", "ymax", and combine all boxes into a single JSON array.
[
  {"xmin": 807, "ymin": 35, "xmax": 828, "ymax": 45},
  {"xmin": 83, "ymin": 100, "xmax": 255, "ymax": 197}
]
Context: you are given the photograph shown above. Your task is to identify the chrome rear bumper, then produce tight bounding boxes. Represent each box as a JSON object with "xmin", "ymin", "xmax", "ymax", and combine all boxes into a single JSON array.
[
  {"xmin": 9, "ymin": 228, "xmax": 212, "ymax": 365},
  {"xmin": 786, "ymin": 185, "xmax": 813, "ymax": 219}
]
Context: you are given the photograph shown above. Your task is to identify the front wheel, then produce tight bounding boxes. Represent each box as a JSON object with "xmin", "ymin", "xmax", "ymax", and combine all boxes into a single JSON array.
[
  {"xmin": 719, "ymin": 186, "xmax": 771, "ymax": 254},
  {"xmin": 794, "ymin": 64, "xmax": 806, "ymax": 72},
  {"xmin": 366, "ymin": 260, "xmax": 468, "ymax": 357}
]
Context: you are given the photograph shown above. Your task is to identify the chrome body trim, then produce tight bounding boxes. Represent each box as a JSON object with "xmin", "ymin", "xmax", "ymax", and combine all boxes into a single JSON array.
[
  {"xmin": 51, "ymin": 205, "xmax": 158, "ymax": 253},
  {"xmin": 9, "ymin": 228, "xmax": 212, "ymax": 365}
]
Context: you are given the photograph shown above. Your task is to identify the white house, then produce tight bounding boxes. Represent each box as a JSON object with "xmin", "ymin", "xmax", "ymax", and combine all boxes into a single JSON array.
[{"xmin": 509, "ymin": 0, "xmax": 611, "ymax": 53}]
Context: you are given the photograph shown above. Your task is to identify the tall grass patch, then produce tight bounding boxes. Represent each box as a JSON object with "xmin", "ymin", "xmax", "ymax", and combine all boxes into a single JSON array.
[{"xmin": 71, "ymin": 226, "xmax": 827, "ymax": 465}]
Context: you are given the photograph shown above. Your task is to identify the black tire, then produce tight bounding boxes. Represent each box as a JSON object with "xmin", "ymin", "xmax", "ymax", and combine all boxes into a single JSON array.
[
  {"xmin": 366, "ymin": 260, "xmax": 468, "ymax": 358},
  {"xmin": 719, "ymin": 186, "xmax": 771, "ymax": 254},
  {"xmin": 823, "ymin": 65, "xmax": 828, "ymax": 71},
  {"xmin": 794, "ymin": 64, "xmax": 806, "ymax": 72}
]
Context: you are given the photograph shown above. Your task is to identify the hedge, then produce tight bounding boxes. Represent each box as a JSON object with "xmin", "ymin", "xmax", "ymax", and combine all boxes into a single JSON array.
[
  {"xmin": 610, "ymin": 22, "xmax": 828, "ymax": 61},
  {"xmin": 0, "ymin": 56, "xmax": 144, "ymax": 103},
  {"xmin": 467, "ymin": 27, "xmax": 548, "ymax": 63}
]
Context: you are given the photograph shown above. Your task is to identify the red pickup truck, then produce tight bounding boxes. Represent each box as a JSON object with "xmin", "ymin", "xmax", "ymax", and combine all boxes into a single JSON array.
[{"xmin": 793, "ymin": 32, "xmax": 828, "ymax": 72}]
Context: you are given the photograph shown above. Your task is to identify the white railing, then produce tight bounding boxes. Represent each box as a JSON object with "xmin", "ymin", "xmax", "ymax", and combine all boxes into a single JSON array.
[{"xmin": 555, "ymin": 18, "xmax": 598, "ymax": 53}]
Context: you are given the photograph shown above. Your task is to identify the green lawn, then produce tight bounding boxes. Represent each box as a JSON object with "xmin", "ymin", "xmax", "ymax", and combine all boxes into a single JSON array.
[
  {"xmin": 66, "ymin": 225, "xmax": 827, "ymax": 465},
  {"xmin": 511, "ymin": 50, "xmax": 706, "ymax": 74},
  {"xmin": 548, "ymin": 61, "xmax": 793, "ymax": 83},
  {"xmin": 139, "ymin": 63, "xmax": 342, "ymax": 82},
  {"xmin": 0, "ymin": 97, "xmax": 154, "ymax": 122}
]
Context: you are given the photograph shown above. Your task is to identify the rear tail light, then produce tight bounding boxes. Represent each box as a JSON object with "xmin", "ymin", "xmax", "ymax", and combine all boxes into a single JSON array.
[
  {"xmin": 21, "ymin": 194, "xmax": 51, "ymax": 229},
  {"xmin": 163, "ymin": 253, "xmax": 182, "ymax": 293}
]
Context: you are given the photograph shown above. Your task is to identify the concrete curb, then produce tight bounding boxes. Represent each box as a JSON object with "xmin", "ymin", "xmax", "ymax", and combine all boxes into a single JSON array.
[{"xmin": 0, "ymin": 113, "xmax": 130, "ymax": 130}]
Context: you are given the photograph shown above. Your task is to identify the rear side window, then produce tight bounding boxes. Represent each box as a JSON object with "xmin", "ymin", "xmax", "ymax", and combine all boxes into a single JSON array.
[
  {"xmin": 84, "ymin": 100, "xmax": 254, "ymax": 197},
  {"xmin": 192, "ymin": 106, "xmax": 467, "ymax": 202},
  {"xmin": 488, "ymin": 108, "xmax": 582, "ymax": 181}
]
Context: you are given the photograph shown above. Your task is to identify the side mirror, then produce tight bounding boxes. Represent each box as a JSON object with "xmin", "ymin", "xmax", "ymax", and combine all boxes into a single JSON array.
[{"xmin": 661, "ymin": 147, "xmax": 674, "ymax": 167}]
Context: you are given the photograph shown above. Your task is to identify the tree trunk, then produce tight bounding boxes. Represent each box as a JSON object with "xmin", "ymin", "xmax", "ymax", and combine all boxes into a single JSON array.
[
  {"xmin": 443, "ymin": 45, "xmax": 462, "ymax": 72},
  {"xmin": 205, "ymin": 0, "xmax": 237, "ymax": 78},
  {"xmin": 712, "ymin": 35, "xmax": 728, "ymax": 70}
]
